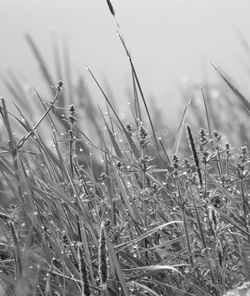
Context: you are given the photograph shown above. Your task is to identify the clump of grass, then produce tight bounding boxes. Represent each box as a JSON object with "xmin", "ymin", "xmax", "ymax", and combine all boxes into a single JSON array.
[{"xmin": 1, "ymin": 1, "xmax": 250, "ymax": 296}]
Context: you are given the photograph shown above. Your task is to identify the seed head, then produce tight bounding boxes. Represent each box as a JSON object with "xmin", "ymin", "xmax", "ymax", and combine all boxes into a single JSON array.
[
  {"xmin": 172, "ymin": 154, "xmax": 179, "ymax": 178},
  {"xmin": 106, "ymin": 0, "xmax": 115, "ymax": 17},
  {"xmin": 69, "ymin": 104, "xmax": 75, "ymax": 114},
  {"xmin": 241, "ymin": 146, "xmax": 248, "ymax": 156},
  {"xmin": 212, "ymin": 130, "xmax": 221, "ymax": 142},
  {"xmin": 125, "ymin": 122, "xmax": 132, "ymax": 135},
  {"xmin": 199, "ymin": 128, "xmax": 209, "ymax": 146},
  {"xmin": 139, "ymin": 125, "xmax": 148, "ymax": 147},
  {"xmin": 225, "ymin": 143, "xmax": 231, "ymax": 156},
  {"xmin": 98, "ymin": 223, "xmax": 108, "ymax": 289},
  {"xmin": 57, "ymin": 80, "xmax": 63, "ymax": 91},
  {"xmin": 77, "ymin": 243, "xmax": 91, "ymax": 296},
  {"xmin": 186, "ymin": 124, "xmax": 203, "ymax": 188}
]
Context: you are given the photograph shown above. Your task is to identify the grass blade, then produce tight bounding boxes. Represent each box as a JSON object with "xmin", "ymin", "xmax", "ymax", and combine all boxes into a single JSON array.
[
  {"xmin": 172, "ymin": 97, "xmax": 192, "ymax": 156},
  {"xmin": 212, "ymin": 63, "xmax": 250, "ymax": 115}
]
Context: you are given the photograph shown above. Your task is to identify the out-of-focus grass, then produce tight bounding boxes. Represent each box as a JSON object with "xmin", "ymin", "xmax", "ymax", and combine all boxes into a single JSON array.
[{"xmin": 1, "ymin": 1, "xmax": 250, "ymax": 295}]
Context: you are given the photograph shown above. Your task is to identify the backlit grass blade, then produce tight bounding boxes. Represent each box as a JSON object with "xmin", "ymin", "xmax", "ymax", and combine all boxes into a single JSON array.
[
  {"xmin": 212, "ymin": 64, "xmax": 250, "ymax": 115},
  {"xmin": 86, "ymin": 67, "xmax": 141, "ymax": 160},
  {"xmin": 124, "ymin": 264, "xmax": 180, "ymax": 273},
  {"xmin": 131, "ymin": 69, "xmax": 142, "ymax": 123},
  {"xmin": 25, "ymin": 33, "xmax": 54, "ymax": 90},
  {"xmin": 104, "ymin": 226, "xmax": 130, "ymax": 296},
  {"xmin": 108, "ymin": 153, "xmax": 138, "ymax": 222},
  {"xmin": 127, "ymin": 281, "xmax": 161, "ymax": 296},
  {"xmin": 172, "ymin": 96, "xmax": 192, "ymax": 156},
  {"xmin": 116, "ymin": 221, "xmax": 182, "ymax": 251},
  {"xmin": 201, "ymin": 86, "xmax": 212, "ymax": 137},
  {"xmin": 117, "ymin": 32, "xmax": 160, "ymax": 153},
  {"xmin": 99, "ymin": 107, "xmax": 123, "ymax": 159}
]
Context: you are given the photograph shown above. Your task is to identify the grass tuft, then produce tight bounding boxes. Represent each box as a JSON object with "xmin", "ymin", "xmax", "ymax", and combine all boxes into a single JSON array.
[{"xmin": 1, "ymin": 3, "xmax": 250, "ymax": 296}]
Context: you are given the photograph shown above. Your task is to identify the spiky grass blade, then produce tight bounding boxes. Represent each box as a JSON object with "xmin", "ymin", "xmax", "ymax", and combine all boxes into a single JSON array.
[
  {"xmin": 117, "ymin": 32, "xmax": 160, "ymax": 153},
  {"xmin": 103, "ymin": 226, "xmax": 130, "ymax": 296},
  {"xmin": 86, "ymin": 67, "xmax": 141, "ymax": 160},
  {"xmin": 116, "ymin": 221, "xmax": 182, "ymax": 251},
  {"xmin": 108, "ymin": 153, "xmax": 138, "ymax": 222},
  {"xmin": 99, "ymin": 107, "xmax": 123, "ymax": 159},
  {"xmin": 172, "ymin": 97, "xmax": 192, "ymax": 156},
  {"xmin": 124, "ymin": 265, "xmax": 180, "ymax": 273},
  {"xmin": 201, "ymin": 86, "xmax": 212, "ymax": 137},
  {"xmin": 17, "ymin": 81, "xmax": 63, "ymax": 149},
  {"xmin": 25, "ymin": 34, "xmax": 54, "ymax": 89}
]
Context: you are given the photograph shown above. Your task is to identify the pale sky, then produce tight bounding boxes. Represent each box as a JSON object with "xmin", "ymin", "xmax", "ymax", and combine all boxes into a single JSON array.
[{"xmin": 1, "ymin": 0, "xmax": 250, "ymax": 123}]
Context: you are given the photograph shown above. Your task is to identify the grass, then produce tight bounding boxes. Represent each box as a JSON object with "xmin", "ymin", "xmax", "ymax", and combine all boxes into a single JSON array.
[{"xmin": 1, "ymin": 1, "xmax": 250, "ymax": 295}]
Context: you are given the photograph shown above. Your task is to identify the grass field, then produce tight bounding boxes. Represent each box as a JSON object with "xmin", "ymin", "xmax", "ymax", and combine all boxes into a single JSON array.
[{"xmin": 1, "ymin": 1, "xmax": 250, "ymax": 295}]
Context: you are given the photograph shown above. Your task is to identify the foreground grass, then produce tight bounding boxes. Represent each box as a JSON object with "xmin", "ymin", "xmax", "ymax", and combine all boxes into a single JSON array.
[
  {"xmin": 1, "ymin": 78, "xmax": 250, "ymax": 295},
  {"xmin": 1, "ymin": 1, "xmax": 250, "ymax": 296}
]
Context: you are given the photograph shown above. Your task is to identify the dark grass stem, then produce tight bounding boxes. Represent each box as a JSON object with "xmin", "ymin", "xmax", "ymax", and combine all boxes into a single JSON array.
[
  {"xmin": 105, "ymin": 0, "xmax": 120, "ymax": 28},
  {"xmin": 186, "ymin": 124, "xmax": 203, "ymax": 188}
]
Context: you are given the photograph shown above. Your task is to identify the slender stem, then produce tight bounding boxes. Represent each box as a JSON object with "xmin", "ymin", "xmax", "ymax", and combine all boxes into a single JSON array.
[
  {"xmin": 177, "ymin": 180, "xmax": 193, "ymax": 266},
  {"xmin": 17, "ymin": 84, "xmax": 62, "ymax": 149}
]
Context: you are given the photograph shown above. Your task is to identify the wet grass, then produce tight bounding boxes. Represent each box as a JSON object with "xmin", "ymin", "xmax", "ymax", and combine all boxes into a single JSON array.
[{"xmin": 1, "ymin": 1, "xmax": 250, "ymax": 295}]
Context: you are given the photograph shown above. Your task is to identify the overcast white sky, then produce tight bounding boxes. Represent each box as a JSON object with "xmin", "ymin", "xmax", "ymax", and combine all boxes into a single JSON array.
[{"xmin": 1, "ymin": 0, "xmax": 250, "ymax": 120}]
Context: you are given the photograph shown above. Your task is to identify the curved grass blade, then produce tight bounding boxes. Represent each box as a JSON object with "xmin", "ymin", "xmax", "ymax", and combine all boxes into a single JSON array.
[
  {"xmin": 86, "ymin": 67, "xmax": 141, "ymax": 160},
  {"xmin": 99, "ymin": 107, "xmax": 123, "ymax": 159},
  {"xmin": 212, "ymin": 64, "xmax": 250, "ymax": 115},
  {"xmin": 124, "ymin": 264, "xmax": 180, "ymax": 274},
  {"xmin": 127, "ymin": 281, "xmax": 161, "ymax": 296},
  {"xmin": 25, "ymin": 33, "xmax": 54, "ymax": 90},
  {"xmin": 116, "ymin": 221, "xmax": 182, "ymax": 251},
  {"xmin": 201, "ymin": 86, "xmax": 212, "ymax": 137}
]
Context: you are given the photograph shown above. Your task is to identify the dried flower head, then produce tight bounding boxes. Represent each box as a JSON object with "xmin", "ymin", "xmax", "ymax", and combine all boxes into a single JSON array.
[
  {"xmin": 125, "ymin": 122, "xmax": 132, "ymax": 135},
  {"xmin": 212, "ymin": 130, "xmax": 221, "ymax": 142},
  {"xmin": 69, "ymin": 104, "xmax": 75, "ymax": 113},
  {"xmin": 172, "ymin": 154, "xmax": 179, "ymax": 178},
  {"xmin": 199, "ymin": 128, "xmax": 209, "ymax": 146},
  {"xmin": 57, "ymin": 80, "xmax": 63, "ymax": 91},
  {"xmin": 241, "ymin": 146, "xmax": 248, "ymax": 157},
  {"xmin": 225, "ymin": 143, "xmax": 231, "ymax": 156},
  {"xmin": 139, "ymin": 125, "xmax": 148, "ymax": 147}
]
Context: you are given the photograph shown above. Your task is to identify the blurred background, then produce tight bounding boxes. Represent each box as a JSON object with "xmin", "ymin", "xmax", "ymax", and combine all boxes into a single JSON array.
[{"xmin": 1, "ymin": 0, "xmax": 250, "ymax": 126}]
